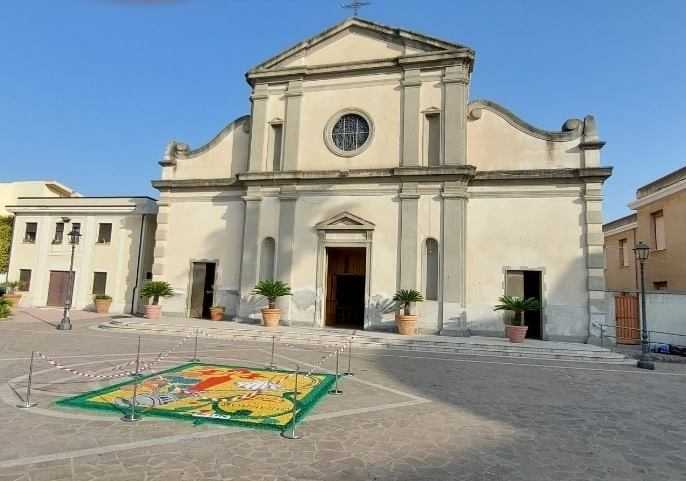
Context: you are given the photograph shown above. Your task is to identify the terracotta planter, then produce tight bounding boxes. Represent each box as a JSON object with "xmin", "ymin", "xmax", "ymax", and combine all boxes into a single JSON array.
[
  {"xmin": 507, "ymin": 325, "xmax": 528, "ymax": 343},
  {"xmin": 94, "ymin": 298, "xmax": 112, "ymax": 314},
  {"xmin": 261, "ymin": 308, "xmax": 281, "ymax": 328},
  {"xmin": 396, "ymin": 314, "xmax": 417, "ymax": 335},
  {"xmin": 209, "ymin": 307, "xmax": 225, "ymax": 321},
  {"xmin": 3, "ymin": 293, "xmax": 21, "ymax": 308},
  {"xmin": 144, "ymin": 304, "xmax": 162, "ymax": 320}
]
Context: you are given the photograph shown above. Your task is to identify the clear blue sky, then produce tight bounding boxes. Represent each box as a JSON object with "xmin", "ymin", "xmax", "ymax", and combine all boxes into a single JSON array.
[{"xmin": 2, "ymin": 0, "xmax": 684, "ymax": 221}]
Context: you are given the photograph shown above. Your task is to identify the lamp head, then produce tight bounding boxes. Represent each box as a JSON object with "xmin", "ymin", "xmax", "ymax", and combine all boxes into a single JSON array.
[{"xmin": 634, "ymin": 241, "xmax": 650, "ymax": 262}]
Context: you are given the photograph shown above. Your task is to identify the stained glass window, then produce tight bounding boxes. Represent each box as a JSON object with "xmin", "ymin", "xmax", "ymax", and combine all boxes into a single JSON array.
[{"xmin": 332, "ymin": 114, "xmax": 370, "ymax": 152}]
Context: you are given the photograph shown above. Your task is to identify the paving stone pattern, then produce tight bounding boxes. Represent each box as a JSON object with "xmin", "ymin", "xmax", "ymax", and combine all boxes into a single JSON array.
[{"xmin": 0, "ymin": 310, "xmax": 684, "ymax": 480}]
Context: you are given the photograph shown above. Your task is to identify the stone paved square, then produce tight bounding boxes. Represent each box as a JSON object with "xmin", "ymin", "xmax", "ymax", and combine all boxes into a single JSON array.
[{"xmin": 0, "ymin": 310, "xmax": 685, "ymax": 481}]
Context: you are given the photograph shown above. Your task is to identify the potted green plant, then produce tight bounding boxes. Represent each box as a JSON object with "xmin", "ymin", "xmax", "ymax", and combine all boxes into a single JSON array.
[
  {"xmin": 494, "ymin": 295, "xmax": 540, "ymax": 343},
  {"xmin": 252, "ymin": 280, "xmax": 292, "ymax": 327},
  {"xmin": 140, "ymin": 281, "xmax": 174, "ymax": 319},
  {"xmin": 209, "ymin": 305, "xmax": 225, "ymax": 321},
  {"xmin": 0, "ymin": 298, "xmax": 11, "ymax": 319},
  {"xmin": 94, "ymin": 294, "xmax": 112, "ymax": 314},
  {"xmin": 393, "ymin": 289, "xmax": 424, "ymax": 335},
  {"xmin": 1, "ymin": 281, "xmax": 22, "ymax": 307}
]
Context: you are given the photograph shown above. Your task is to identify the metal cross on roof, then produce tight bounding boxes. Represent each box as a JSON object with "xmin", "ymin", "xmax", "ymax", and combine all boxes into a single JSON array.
[{"xmin": 342, "ymin": 0, "xmax": 371, "ymax": 16}]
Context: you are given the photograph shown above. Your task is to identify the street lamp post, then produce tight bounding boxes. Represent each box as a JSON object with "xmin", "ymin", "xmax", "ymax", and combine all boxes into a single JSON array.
[
  {"xmin": 56, "ymin": 227, "xmax": 82, "ymax": 331},
  {"xmin": 633, "ymin": 241, "xmax": 654, "ymax": 370}
]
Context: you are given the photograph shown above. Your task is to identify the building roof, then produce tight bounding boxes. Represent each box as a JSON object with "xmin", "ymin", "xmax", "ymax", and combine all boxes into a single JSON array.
[
  {"xmin": 246, "ymin": 17, "xmax": 474, "ymax": 83},
  {"xmin": 636, "ymin": 165, "xmax": 686, "ymax": 199},
  {"xmin": 6, "ymin": 196, "xmax": 158, "ymax": 215},
  {"xmin": 603, "ymin": 213, "xmax": 637, "ymax": 233}
]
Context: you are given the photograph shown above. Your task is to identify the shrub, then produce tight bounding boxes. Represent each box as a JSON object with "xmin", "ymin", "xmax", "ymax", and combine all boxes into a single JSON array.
[
  {"xmin": 140, "ymin": 281, "xmax": 174, "ymax": 305},
  {"xmin": 0, "ymin": 298, "xmax": 11, "ymax": 319},
  {"xmin": 393, "ymin": 289, "xmax": 424, "ymax": 315},
  {"xmin": 252, "ymin": 280, "xmax": 292, "ymax": 309},
  {"xmin": 493, "ymin": 295, "xmax": 540, "ymax": 326}
]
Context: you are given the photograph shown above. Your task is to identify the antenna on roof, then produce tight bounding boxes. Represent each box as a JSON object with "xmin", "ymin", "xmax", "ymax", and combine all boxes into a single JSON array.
[{"xmin": 342, "ymin": 0, "xmax": 371, "ymax": 17}]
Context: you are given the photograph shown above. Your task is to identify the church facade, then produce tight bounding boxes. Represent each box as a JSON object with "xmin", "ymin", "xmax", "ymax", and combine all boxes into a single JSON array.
[{"xmin": 152, "ymin": 18, "xmax": 611, "ymax": 342}]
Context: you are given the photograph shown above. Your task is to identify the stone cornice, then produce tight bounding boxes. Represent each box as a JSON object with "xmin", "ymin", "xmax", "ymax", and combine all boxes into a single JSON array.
[
  {"xmin": 237, "ymin": 165, "xmax": 476, "ymax": 185},
  {"xmin": 246, "ymin": 51, "xmax": 474, "ymax": 86},
  {"xmin": 468, "ymin": 100, "xmax": 583, "ymax": 142},
  {"xmin": 152, "ymin": 167, "xmax": 612, "ymax": 191},
  {"xmin": 473, "ymin": 167, "xmax": 613, "ymax": 184}
]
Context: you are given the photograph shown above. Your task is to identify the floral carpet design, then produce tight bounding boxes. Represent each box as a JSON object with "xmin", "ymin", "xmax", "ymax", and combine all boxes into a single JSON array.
[{"xmin": 57, "ymin": 363, "xmax": 335, "ymax": 429}]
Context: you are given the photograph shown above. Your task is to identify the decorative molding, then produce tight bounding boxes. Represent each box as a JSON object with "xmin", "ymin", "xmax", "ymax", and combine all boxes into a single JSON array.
[
  {"xmin": 472, "ymin": 167, "xmax": 613, "ymax": 184},
  {"xmin": 159, "ymin": 116, "xmax": 250, "ymax": 167},
  {"xmin": 467, "ymin": 99, "xmax": 583, "ymax": 142},
  {"xmin": 248, "ymin": 17, "xmax": 472, "ymax": 76},
  {"xmin": 323, "ymin": 108, "xmax": 375, "ymax": 158},
  {"xmin": 315, "ymin": 211, "xmax": 375, "ymax": 231}
]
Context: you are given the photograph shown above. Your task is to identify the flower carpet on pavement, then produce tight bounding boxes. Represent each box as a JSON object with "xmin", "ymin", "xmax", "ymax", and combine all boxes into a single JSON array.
[{"xmin": 57, "ymin": 362, "xmax": 335, "ymax": 430}]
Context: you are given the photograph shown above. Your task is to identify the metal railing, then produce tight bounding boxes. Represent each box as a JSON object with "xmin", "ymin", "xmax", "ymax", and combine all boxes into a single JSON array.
[{"xmin": 595, "ymin": 322, "xmax": 686, "ymax": 351}]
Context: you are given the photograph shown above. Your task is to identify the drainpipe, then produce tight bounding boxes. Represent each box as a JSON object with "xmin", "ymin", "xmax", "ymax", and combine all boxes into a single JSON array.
[{"xmin": 130, "ymin": 214, "xmax": 146, "ymax": 315}]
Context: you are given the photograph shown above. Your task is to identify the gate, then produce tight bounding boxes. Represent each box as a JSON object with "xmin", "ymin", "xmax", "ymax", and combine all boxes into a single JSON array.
[{"xmin": 614, "ymin": 295, "xmax": 640, "ymax": 344}]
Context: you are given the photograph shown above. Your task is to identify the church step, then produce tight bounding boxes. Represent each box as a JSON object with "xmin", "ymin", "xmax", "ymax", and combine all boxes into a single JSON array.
[{"xmin": 100, "ymin": 320, "xmax": 630, "ymax": 364}]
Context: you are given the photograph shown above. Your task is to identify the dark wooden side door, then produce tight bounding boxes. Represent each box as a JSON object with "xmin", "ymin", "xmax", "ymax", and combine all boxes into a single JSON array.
[
  {"xmin": 325, "ymin": 248, "xmax": 366, "ymax": 328},
  {"xmin": 47, "ymin": 271, "xmax": 71, "ymax": 307},
  {"xmin": 190, "ymin": 262, "xmax": 216, "ymax": 319}
]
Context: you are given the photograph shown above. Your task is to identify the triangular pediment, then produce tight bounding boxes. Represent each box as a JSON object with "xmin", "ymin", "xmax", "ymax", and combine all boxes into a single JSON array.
[
  {"xmin": 250, "ymin": 18, "xmax": 467, "ymax": 72},
  {"xmin": 316, "ymin": 211, "xmax": 375, "ymax": 231}
]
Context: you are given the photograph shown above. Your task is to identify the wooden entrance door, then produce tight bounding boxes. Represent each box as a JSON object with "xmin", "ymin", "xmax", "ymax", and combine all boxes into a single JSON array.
[
  {"xmin": 615, "ymin": 295, "xmax": 640, "ymax": 344},
  {"xmin": 47, "ymin": 271, "xmax": 71, "ymax": 307},
  {"xmin": 189, "ymin": 262, "xmax": 216, "ymax": 319},
  {"xmin": 325, "ymin": 248, "xmax": 366, "ymax": 328}
]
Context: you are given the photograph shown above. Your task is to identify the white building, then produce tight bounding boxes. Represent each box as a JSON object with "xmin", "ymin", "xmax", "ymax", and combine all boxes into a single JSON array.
[
  {"xmin": 150, "ymin": 18, "xmax": 611, "ymax": 342},
  {"xmin": 6, "ymin": 197, "xmax": 157, "ymax": 314}
]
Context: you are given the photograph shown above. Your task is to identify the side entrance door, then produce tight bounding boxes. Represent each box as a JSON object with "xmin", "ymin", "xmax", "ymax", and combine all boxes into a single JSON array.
[
  {"xmin": 615, "ymin": 294, "xmax": 640, "ymax": 344},
  {"xmin": 189, "ymin": 262, "xmax": 216, "ymax": 319},
  {"xmin": 47, "ymin": 271, "xmax": 72, "ymax": 307}
]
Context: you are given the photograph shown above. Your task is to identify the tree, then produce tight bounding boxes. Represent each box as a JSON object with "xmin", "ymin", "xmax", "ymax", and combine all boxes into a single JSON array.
[{"xmin": 0, "ymin": 216, "xmax": 13, "ymax": 275}]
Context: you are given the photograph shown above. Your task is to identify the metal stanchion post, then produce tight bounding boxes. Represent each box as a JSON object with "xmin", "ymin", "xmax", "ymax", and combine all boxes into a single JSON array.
[
  {"xmin": 191, "ymin": 328, "xmax": 200, "ymax": 362},
  {"xmin": 17, "ymin": 351, "xmax": 38, "ymax": 409},
  {"xmin": 122, "ymin": 336, "xmax": 143, "ymax": 422},
  {"xmin": 281, "ymin": 365, "xmax": 301, "ymax": 439},
  {"xmin": 329, "ymin": 349, "xmax": 343, "ymax": 395},
  {"xmin": 267, "ymin": 336, "xmax": 277, "ymax": 370},
  {"xmin": 344, "ymin": 338, "xmax": 354, "ymax": 376}
]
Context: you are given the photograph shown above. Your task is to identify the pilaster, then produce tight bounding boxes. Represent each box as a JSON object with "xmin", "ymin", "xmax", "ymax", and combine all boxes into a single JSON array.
[
  {"xmin": 440, "ymin": 182, "xmax": 468, "ymax": 335},
  {"xmin": 583, "ymin": 182, "xmax": 608, "ymax": 344},
  {"xmin": 152, "ymin": 200, "xmax": 170, "ymax": 278},
  {"xmin": 282, "ymin": 79, "xmax": 303, "ymax": 171},
  {"xmin": 248, "ymin": 84, "xmax": 269, "ymax": 172},
  {"xmin": 442, "ymin": 63, "xmax": 470, "ymax": 166},
  {"xmin": 239, "ymin": 188, "xmax": 262, "ymax": 299},
  {"xmin": 276, "ymin": 187, "xmax": 298, "ymax": 323},
  {"xmin": 399, "ymin": 183, "xmax": 419, "ymax": 289},
  {"xmin": 401, "ymin": 69, "xmax": 421, "ymax": 166}
]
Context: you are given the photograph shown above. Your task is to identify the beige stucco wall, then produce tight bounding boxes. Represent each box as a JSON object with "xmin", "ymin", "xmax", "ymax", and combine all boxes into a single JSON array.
[
  {"xmin": 161, "ymin": 118, "xmax": 251, "ymax": 181},
  {"xmin": 276, "ymin": 27, "xmax": 428, "ymax": 69},
  {"xmin": 158, "ymin": 192, "xmax": 245, "ymax": 316},
  {"xmin": 604, "ymin": 227, "xmax": 638, "ymax": 292},
  {"xmin": 297, "ymin": 76, "xmax": 402, "ymax": 171},
  {"xmin": 467, "ymin": 109, "xmax": 581, "ymax": 170},
  {"xmin": 7, "ymin": 198, "xmax": 156, "ymax": 313},
  {"xmin": 466, "ymin": 188, "xmax": 589, "ymax": 340},
  {"xmin": 634, "ymin": 189, "xmax": 686, "ymax": 291}
]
